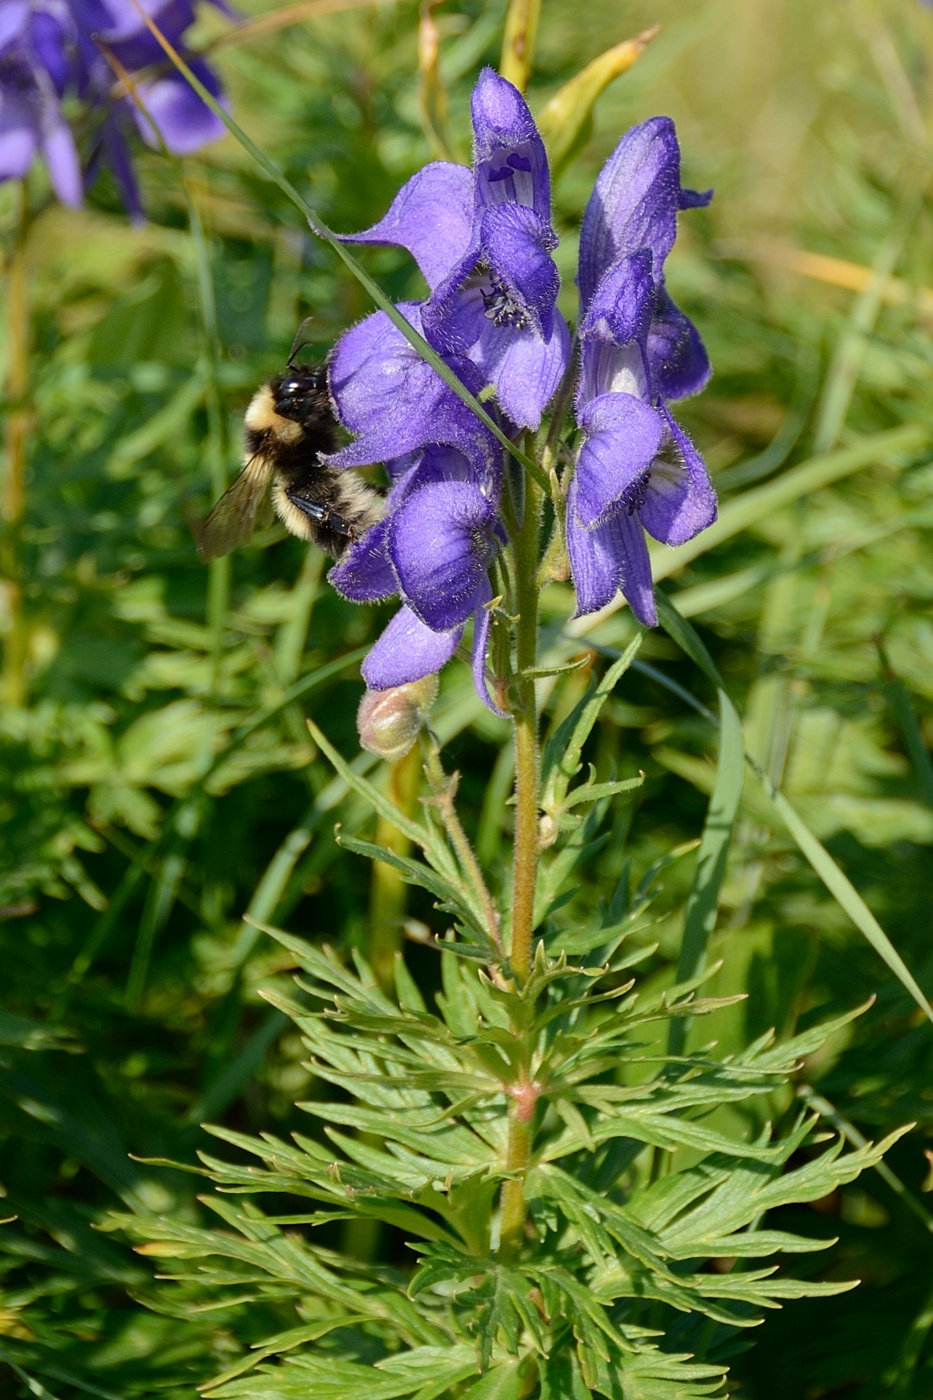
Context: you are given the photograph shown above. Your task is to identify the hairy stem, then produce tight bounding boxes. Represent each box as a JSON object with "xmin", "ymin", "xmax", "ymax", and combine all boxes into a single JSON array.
[
  {"xmin": 498, "ymin": 1113, "xmax": 532, "ymax": 1261},
  {"xmin": 496, "ymin": 467, "xmax": 544, "ymax": 1262},
  {"xmin": 509, "ymin": 471, "xmax": 543, "ymax": 982},
  {"xmin": 424, "ymin": 747, "xmax": 502, "ymax": 953},
  {"xmin": 2, "ymin": 184, "xmax": 31, "ymax": 707}
]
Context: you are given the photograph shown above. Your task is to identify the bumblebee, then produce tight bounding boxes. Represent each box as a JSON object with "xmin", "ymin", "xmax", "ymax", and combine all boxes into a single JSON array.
[{"xmin": 198, "ymin": 323, "xmax": 383, "ymax": 561}]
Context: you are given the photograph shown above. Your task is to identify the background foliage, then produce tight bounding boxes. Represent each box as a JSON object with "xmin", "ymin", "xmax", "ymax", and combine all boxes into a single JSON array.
[{"xmin": 3, "ymin": 0, "xmax": 933, "ymax": 1395}]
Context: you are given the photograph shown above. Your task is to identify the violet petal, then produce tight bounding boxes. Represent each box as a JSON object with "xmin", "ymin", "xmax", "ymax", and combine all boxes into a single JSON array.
[
  {"xmin": 388, "ymin": 479, "xmax": 498, "ymax": 631},
  {"xmin": 42, "ymin": 120, "xmax": 82, "ymax": 206},
  {"xmin": 573, "ymin": 392, "xmax": 664, "ymax": 527},
  {"xmin": 134, "ymin": 59, "xmax": 226, "ymax": 154},
  {"xmin": 567, "ymin": 479, "xmax": 657, "ymax": 625},
  {"xmin": 470, "ymin": 307, "xmax": 569, "ymax": 431},
  {"xmin": 479, "ymin": 201, "xmax": 559, "ymax": 336},
  {"xmin": 329, "ymin": 517, "xmax": 398, "ymax": 603},
  {"xmin": 648, "ymin": 286, "xmax": 711, "ymax": 400},
  {"xmin": 640, "ymin": 406, "xmax": 717, "ymax": 547},
  {"xmin": 362, "ymin": 606, "xmax": 462, "ymax": 689},
  {"xmin": 340, "ymin": 161, "xmax": 474, "ymax": 290}
]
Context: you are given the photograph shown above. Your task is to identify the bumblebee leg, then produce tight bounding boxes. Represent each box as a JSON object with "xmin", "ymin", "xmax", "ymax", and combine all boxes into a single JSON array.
[{"xmin": 285, "ymin": 489, "xmax": 355, "ymax": 538}]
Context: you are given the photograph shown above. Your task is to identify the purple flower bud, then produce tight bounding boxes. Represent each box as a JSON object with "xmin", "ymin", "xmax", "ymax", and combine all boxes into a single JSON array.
[{"xmin": 356, "ymin": 675, "xmax": 438, "ymax": 761}]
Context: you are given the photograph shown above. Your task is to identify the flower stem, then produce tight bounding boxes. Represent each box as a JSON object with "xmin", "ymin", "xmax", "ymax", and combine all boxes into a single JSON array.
[
  {"xmin": 509, "ymin": 471, "xmax": 543, "ymax": 982},
  {"xmin": 496, "ymin": 466, "xmax": 544, "ymax": 1263},
  {"xmin": 423, "ymin": 746, "xmax": 502, "ymax": 954},
  {"xmin": 2, "ymin": 184, "xmax": 32, "ymax": 707}
]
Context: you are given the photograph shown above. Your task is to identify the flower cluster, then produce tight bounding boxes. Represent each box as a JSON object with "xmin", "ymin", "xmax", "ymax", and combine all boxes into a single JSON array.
[
  {"xmin": 0, "ymin": 0, "xmax": 227, "ymax": 217},
  {"xmin": 325, "ymin": 69, "xmax": 716, "ymax": 710}
]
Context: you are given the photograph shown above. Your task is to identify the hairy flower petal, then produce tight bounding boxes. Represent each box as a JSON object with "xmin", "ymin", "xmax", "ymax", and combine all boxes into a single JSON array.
[
  {"xmin": 573, "ymin": 392, "xmax": 665, "ymax": 528},
  {"xmin": 640, "ymin": 407, "xmax": 717, "ymax": 547},
  {"xmin": 566, "ymin": 480, "xmax": 657, "ymax": 625},
  {"xmin": 340, "ymin": 161, "xmax": 474, "ymax": 289},
  {"xmin": 388, "ymin": 480, "xmax": 499, "ymax": 631},
  {"xmin": 469, "ymin": 309, "xmax": 570, "ymax": 431},
  {"xmin": 328, "ymin": 303, "xmax": 491, "ymax": 468},
  {"xmin": 648, "ymin": 287, "xmax": 711, "ymax": 400},
  {"xmin": 362, "ymin": 606, "xmax": 462, "ymax": 690},
  {"xmin": 329, "ymin": 518, "xmax": 397, "ymax": 603}
]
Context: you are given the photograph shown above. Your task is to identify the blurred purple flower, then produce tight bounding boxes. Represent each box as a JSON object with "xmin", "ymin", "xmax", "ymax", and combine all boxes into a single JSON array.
[
  {"xmin": 566, "ymin": 118, "xmax": 716, "ymax": 626},
  {"xmin": 0, "ymin": 1, "xmax": 82, "ymax": 205},
  {"xmin": 0, "ymin": 0, "xmax": 227, "ymax": 215},
  {"xmin": 340, "ymin": 67, "xmax": 570, "ymax": 430}
]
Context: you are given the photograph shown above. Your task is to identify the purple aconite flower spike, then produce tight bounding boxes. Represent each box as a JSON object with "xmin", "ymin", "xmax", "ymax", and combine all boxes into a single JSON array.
[{"xmin": 567, "ymin": 117, "xmax": 716, "ymax": 627}]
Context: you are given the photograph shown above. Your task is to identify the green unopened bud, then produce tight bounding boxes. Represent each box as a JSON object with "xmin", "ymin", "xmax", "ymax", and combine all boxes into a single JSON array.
[{"xmin": 356, "ymin": 675, "xmax": 439, "ymax": 761}]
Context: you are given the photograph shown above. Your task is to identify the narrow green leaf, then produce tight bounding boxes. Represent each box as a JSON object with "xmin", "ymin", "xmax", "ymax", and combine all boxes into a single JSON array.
[
  {"xmin": 668, "ymin": 691, "xmax": 744, "ymax": 1055},
  {"xmin": 657, "ymin": 594, "xmax": 933, "ymax": 1028},
  {"xmin": 540, "ymin": 633, "xmax": 644, "ymax": 818}
]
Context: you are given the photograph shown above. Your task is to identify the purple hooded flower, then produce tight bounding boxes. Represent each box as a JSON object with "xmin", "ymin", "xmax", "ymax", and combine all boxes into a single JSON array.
[
  {"xmin": 0, "ymin": 1, "xmax": 82, "ymax": 205},
  {"xmin": 0, "ymin": 0, "xmax": 227, "ymax": 215},
  {"xmin": 339, "ymin": 67, "xmax": 570, "ymax": 430},
  {"xmin": 566, "ymin": 118, "xmax": 717, "ymax": 627},
  {"xmin": 332, "ymin": 473, "xmax": 506, "ymax": 713}
]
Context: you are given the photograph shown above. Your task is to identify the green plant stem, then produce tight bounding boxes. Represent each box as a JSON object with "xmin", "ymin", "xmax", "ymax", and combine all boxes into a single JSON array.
[
  {"xmin": 185, "ymin": 178, "xmax": 230, "ymax": 696},
  {"xmin": 497, "ymin": 467, "xmax": 544, "ymax": 1263},
  {"xmin": 2, "ymin": 183, "xmax": 31, "ymax": 707},
  {"xmin": 499, "ymin": 1114, "xmax": 532, "ymax": 1261},
  {"xmin": 509, "ymin": 471, "xmax": 543, "ymax": 982},
  {"xmin": 369, "ymin": 745, "xmax": 422, "ymax": 990},
  {"xmin": 423, "ymin": 747, "xmax": 502, "ymax": 953}
]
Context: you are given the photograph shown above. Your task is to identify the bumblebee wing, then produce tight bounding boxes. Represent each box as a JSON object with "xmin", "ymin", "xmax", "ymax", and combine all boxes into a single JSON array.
[{"xmin": 197, "ymin": 454, "xmax": 274, "ymax": 560}]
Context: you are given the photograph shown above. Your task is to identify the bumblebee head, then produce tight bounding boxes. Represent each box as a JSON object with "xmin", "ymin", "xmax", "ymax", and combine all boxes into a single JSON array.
[{"xmin": 273, "ymin": 367, "xmax": 326, "ymax": 426}]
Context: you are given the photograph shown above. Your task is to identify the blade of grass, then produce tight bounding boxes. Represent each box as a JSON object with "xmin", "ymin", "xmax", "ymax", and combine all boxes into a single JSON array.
[
  {"xmin": 877, "ymin": 640, "xmax": 933, "ymax": 810},
  {"xmin": 668, "ymin": 688, "xmax": 744, "ymax": 1056},
  {"xmin": 652, "ymin": 592, "xmax": 933, "ymax": 1028},
  {"xmin": 813, "ymin": 194, "xmax": 920, "ymax": 455}
]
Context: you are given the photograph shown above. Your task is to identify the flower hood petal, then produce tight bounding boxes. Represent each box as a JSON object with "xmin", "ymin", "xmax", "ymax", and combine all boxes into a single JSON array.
[
  {"xmin": 471, "ymin": 67, "xmax": 551, "ymax": 222},
  {"xmin": 578, "ymin": 116, "xmax": 711, "ymax": 308}
]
